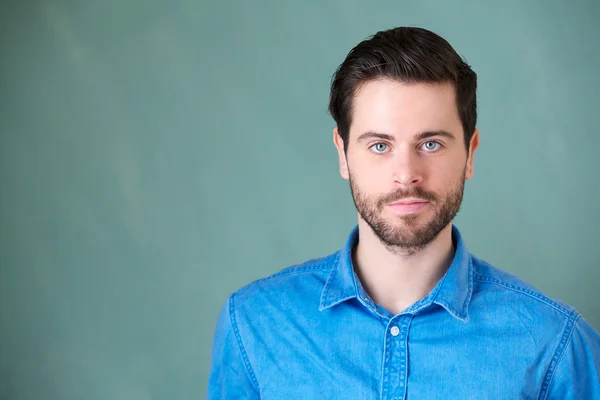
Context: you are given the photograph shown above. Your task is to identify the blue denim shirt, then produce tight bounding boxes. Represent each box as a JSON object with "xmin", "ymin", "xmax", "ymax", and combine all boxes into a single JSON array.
[{"xmin": 208, "ymin": 225, "xmax": 600, "ymax": 399}]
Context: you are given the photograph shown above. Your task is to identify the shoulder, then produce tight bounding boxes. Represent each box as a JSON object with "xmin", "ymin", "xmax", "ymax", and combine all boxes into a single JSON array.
[
  {"xmin": 470, "ymin": 255, "xmax": 600, "ymax": 398},
  {"xmin": 469, "ymin": 253, "xmax": 579, "ymax": 321},
  {"xmin": 228, "ymin": 251, "xmax": 338, "ymax": 308}
]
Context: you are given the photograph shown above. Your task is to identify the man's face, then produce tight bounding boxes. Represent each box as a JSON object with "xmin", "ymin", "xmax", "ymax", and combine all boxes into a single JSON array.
[{"xmin": 334, "ymin": 79, "xmax": 479, "ymax": 253}]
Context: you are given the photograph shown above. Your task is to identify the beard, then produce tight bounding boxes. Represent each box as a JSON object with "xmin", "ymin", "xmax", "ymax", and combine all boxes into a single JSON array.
[{"xmin": 349, "ymin": 168, "xmax": 466, "ymax": 255}]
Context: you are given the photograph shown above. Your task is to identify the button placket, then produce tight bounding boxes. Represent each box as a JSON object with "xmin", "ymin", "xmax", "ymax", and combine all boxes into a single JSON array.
[{"xmin": 381, "ymin": 315, "xmax": 414, "ymax": 400}]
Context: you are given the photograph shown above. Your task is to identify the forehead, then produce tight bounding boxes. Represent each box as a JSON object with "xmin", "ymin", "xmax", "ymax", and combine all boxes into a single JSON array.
[{"xmin": 350, "ymin": 79, "xmax": 462, "ymax": 139}]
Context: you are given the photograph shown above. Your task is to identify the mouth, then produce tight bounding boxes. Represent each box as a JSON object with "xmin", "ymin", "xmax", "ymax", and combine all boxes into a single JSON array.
[{"xmin": 387, "ymin": 199, "xmax": 430, "ymax": 215}]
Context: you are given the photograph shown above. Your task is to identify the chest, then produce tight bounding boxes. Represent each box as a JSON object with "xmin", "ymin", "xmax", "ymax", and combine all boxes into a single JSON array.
[{"xmin": 248, "ymin": 310, "xmax": 547, "ymax": 399}]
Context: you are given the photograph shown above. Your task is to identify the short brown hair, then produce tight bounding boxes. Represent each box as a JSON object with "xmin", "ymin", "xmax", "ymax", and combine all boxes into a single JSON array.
[{"xmin": 328, "ymin": 27, "xmax": 477, "ymax": 152}]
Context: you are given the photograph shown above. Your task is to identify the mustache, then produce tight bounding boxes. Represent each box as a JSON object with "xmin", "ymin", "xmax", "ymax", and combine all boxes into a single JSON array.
[{"xmin": 379, "ymin": 187, "xmax": 437, "ymax": 205}]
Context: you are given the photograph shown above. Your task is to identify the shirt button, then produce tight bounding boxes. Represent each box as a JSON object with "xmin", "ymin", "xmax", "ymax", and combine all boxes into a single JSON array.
[{"xmin": 390, "ymin": 326, "xmax": 400, "ymax": 336}]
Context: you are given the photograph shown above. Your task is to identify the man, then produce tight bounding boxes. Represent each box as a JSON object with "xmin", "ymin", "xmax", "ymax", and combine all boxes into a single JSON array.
[{"xmin": 208, "ymin": 27, "xmax": 600, "ymax": 399}]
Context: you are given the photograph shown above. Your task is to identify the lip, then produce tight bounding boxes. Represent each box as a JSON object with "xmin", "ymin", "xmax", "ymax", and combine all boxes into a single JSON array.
[{"xmin": 387, "ymin": 199, "xmax": 430, "ymax": 214}]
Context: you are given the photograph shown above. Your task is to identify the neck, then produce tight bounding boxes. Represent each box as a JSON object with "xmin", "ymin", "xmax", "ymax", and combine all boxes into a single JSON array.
[{"xmin": 353, "ymin": 218, "xmax": 456, "ymax": 315}]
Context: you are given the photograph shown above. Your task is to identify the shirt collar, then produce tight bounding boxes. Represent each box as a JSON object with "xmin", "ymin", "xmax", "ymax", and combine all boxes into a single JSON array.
[
  {"xmin": 319, "ymin": 224, "xmax": 473, "ymax": 322},
  {"xmin": 318, "ymin": 225, "xmax": 362, "ymax": 310}
]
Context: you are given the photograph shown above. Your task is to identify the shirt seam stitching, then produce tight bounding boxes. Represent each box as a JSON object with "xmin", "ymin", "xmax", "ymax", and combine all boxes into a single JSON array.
[
  {"xmin": 235, "ymin": 262, "xmax": 332, "ymax": 298},
  {"xmin": 229, "ymin": 294, "xmax": 260, "ymax": 393},
  {"xmin": 538, "ymin": 314, "xmax": 579, "ymax": 400},
  {"xmin": 472, "ymin": 273, "xmax": 575, "ymax": 317},
  {"xmin": 270, "ymin": 262, "xmax": 332, "ymax": 279},
  {"xmin": 464, "ymin": 254, "xmax": 474, "ymax": 316}
]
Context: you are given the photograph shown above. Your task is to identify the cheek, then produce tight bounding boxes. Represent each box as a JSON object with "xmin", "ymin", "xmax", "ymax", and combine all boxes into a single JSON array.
[
  {"xmin": 437, "ymin": 162, "xmax": 466, "ymax": 189},
  {"xmin": 422, "ymin": 158, "xmax": 463, "ymax": 193},
  {"xmin": 351, "ymin": 162, "xmax": 391, "ymax": 192}
]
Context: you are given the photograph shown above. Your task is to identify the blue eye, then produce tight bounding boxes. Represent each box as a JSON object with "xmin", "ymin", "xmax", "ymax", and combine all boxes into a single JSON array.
[
  {"xmin": 370, "ymin": 142, "xmax": 389, "ymax": 153},
  {"xmin": 422, "ymin": 141, "xmax": 441, "ymax": 151}
]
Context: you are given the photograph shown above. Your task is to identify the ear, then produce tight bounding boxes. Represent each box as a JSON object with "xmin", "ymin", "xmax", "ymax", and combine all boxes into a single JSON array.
[
  {"xmin": 465, "ymin": 128, "xmax": 479, "ymax": 180},
  {"xmin": 333, "ymin": 127, "xmax": 349, "ymax": 180}
]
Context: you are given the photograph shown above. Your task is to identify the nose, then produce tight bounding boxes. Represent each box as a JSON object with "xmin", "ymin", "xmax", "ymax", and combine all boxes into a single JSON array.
[{"xmin": 392, "ymin": 148, "xmax": 423, "ymax": 187}]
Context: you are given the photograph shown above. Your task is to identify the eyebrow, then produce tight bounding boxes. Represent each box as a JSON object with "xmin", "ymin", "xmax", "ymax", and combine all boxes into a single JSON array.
[{"xmin": 356, "ymin": 130, "xmax": 457, "ymax": 143}]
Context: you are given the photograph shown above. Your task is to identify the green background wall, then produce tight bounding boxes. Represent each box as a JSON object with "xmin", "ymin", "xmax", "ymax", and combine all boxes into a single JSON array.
[{"xmin": 1, "ymin": 1, "xmax": 599, "ymax": 398}]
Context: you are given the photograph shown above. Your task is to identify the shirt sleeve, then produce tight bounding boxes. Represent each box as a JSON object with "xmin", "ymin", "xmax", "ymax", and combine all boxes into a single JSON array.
[
  {"xmin": 207, "ymin": 295, "xmax": 260, "ymax": 400},
  {"xmin": 542, "ymin": 316, "xmax": 600, "ymax": 400}
]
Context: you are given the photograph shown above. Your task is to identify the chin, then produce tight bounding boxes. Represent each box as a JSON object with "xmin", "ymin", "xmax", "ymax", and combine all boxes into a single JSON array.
[{"xmin": 389, "ymin": 210, "xmax": 426, "ymax": 224}]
